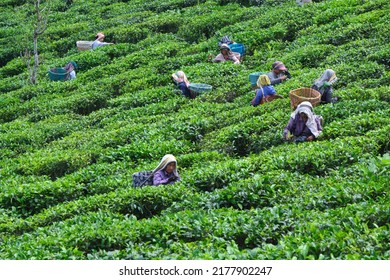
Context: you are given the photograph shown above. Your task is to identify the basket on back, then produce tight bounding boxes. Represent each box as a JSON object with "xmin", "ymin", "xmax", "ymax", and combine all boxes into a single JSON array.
[
  {"xmin": 76, "ymin": 41, "xmax": 94, "ymax": 51},
  {"xmin": 188, "ymin": 83, "xmax": 212, "ymax": 93},
  {"xmin": 249, "ymin": 72, "xmax": 264, "ymax": 87},
  {"xmin": 289, "ymin": 87, "xmax": 321, "ymax": 109},
  {"xmin": 132, "ymin": 171, "xmax": 154, "ymax": 188},
  {"xmin": 229, "ymin": 43, "xmax": 245, "ymax": 58},
  {"xmin": 48, "ymin": 68, "xmax": 70, "ymax": 81}
]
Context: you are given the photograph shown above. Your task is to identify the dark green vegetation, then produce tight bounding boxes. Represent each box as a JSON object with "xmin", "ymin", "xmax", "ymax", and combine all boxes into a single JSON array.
[{"xmin": 0, "ymin": 0, "xmax": 389, "ymax": 259}]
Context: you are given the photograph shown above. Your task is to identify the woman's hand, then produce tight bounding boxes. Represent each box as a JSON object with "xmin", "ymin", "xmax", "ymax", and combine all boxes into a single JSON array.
[
  {"xmin": 168, "ymin": 176, "xmax": 177, "ymax": 183},
  {"xmin": 284, "ymin": 132, "xmax": 292, "ymax": 141}
]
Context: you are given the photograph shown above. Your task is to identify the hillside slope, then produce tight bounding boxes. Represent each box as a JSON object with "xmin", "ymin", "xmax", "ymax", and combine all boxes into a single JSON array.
[{"xmin": 0, "ymin": 0, "xmax": 389, "ymax": 259}]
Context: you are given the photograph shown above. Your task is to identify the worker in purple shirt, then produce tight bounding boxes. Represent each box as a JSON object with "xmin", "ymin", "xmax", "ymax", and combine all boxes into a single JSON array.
[
  {"xmin": 283, "ymin": 101, "xmax": 323, "ymax": 142},
  {"xmin": 152, "ymin": 154, "xmax": 180, "ymax": 186}
]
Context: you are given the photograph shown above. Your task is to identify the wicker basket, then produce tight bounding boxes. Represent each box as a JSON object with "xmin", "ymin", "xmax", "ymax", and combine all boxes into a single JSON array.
[
  {"xmin": 76, "ymin": 41, "xmax": 94, "ymax": 51},
  {"xmin": 289, "ymin": 87, "xmax": 321, "ymax": 109},
  {"xmin": 188, "ymin": 83, "xmax": 212, "ymax": 93}
]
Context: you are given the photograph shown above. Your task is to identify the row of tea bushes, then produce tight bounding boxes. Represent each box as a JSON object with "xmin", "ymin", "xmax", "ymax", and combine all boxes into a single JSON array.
[
  {"xmin": 0, "ymin": 0, "xmax": 389, "ymax": 260},
  {"xmin": 1, "ymin": 191, "xmax": 388, "ymax": 259}
]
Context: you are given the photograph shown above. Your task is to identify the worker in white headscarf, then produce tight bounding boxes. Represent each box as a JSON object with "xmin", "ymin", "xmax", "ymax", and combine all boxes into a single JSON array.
[
  {"xmin": 152, "ymin": 154, "xmax": 180, "ymax": 186},
  {"xmin": 172, "ymin": 71, "xmax": 192, "ymax": 98},
  {"xmin": 311, "ymin": 69, "xmax": 339, "ymax": 104},
  {"xmin": 283, "ymin": 101, "xmax": 323, "ymax": 142}
]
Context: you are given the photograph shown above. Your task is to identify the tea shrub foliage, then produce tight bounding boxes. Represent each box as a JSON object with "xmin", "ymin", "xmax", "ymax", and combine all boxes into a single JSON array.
[{"xmin": 0, "ymin": 0, "xmax": 389, "ymax": 260}]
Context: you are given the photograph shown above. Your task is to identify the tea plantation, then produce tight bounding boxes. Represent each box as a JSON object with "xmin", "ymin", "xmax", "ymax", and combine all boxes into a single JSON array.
[{"xmin": 0, "ymin": 0, "xmax": 389, "ymax": 259}]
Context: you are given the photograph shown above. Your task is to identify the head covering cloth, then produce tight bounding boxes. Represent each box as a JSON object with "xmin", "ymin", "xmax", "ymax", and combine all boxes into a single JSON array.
[
  {"xmin": 257, "ymin": 74, "xmax": 271, "ymax": 88},
  {"xmin": 290, "ymin": 102, "xmax": 321, "ymax": 138},
  {"xmin": 64, "ymin": 61, "xmax": 77, "ymax": 72},
  {"xmin": 153, "ymin": 154, "xmax": 179, "ymax": 177},
  {"xmin": 314, "ymin": 69, "xmax": 337, "ymax": 88},
  {"xmin": 176, "ymin": 71, "xmax": 185, "ymax": 78},
  {"xmin": 272, "ymin": 61, "xmax": 287, "ymax": 71},
  {"xmin": 220, "ymin": 43, "xmax": 231, "ymax": 51}
]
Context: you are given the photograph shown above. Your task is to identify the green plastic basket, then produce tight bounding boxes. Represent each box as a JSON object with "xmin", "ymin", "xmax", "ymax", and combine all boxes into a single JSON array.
[
  {"xmin": 189, "ymin": 83, "xmax": 212, "ymax": 93},
  {"xmin": 48, "ymin": 68, "xmax": 70, "ymax": 81},
  {"xmin": 249, "ymin": 72, "xmax": 265, "ymax": 87}
]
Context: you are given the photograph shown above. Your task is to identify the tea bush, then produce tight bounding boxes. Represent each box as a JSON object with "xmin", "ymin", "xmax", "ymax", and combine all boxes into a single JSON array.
[{"xmin": 0, "ymin": 0, "xmax": 388, "ymax": 260}]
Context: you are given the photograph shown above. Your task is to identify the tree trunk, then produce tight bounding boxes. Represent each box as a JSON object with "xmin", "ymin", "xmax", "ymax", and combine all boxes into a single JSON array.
[
  {"xmin": 26, "ymin": 0, "xmax": 48, "ymax": 85},
  {"xmin": 31, "ymin": 32, "xmax": 39, "ymax": 84}
]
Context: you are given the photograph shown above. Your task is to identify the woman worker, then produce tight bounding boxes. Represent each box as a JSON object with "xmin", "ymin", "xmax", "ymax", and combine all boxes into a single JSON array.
[
  {"xmin": 283, "ymin": 101, "xmax": 323, "ymax": 142},
  {"xmin": 153, "ymin": 154, "xmax": 180, "ymax": 186}
]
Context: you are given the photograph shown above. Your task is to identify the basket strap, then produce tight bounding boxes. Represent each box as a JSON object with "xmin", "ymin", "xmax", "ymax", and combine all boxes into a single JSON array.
[
  {"xmin": 139, "ymin": 172, "xmax": 155, "ymax": 188},
  {"xmin": 255, "ymin": 87, "xmax": 265, "ymax": 100}
]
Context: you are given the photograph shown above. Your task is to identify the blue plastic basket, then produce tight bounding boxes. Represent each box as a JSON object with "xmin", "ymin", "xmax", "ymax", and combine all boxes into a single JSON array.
[
  {"xmin": 48, "ymin": 68, "xmax": 70, "ymax": 81},
  {"xmin": 229, "ymin": 43, "xmax": 245, "ymax": 57},
  {"xmin": 189, "ymin": 83, "xmax": 212, "ymax": 93},
  {"xmin": 249, "ymin": 72, "xmax": 265, "ymax": 87}
]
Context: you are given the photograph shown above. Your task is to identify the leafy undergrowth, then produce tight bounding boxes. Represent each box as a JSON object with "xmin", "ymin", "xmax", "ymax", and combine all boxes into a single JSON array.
[{"xmin": 0, "ymin": 0, "xmax": 389, "ymax": 260}]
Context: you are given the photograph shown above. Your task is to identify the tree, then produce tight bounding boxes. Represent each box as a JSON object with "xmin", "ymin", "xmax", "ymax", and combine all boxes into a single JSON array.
[{"xmin": 24, "ymin": 0, "xmax": 49, "ymax": 85}]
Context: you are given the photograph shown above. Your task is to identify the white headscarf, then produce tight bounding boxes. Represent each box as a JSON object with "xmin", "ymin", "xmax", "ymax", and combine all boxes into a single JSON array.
[
  {"xmin": 291, "ymin": 102, "xmax": 321, "ymax": 138},
  {"xmin": 290, "ymin": 101, "xmax": 313, "ymax": 118},
  {"xmin": 176, "ymin": 71, "xmax": 185, "ymax": 79},
  {"xmin": 174, "ymin": 71, "xmax": 189, "ymax": 86},
  {"xmin": 153, "ymin": 154, "xmax": 179, "ymax": 177},
  {"xmin": 314, "ymin": 69, "xmax": 337, "ymax": 88}
]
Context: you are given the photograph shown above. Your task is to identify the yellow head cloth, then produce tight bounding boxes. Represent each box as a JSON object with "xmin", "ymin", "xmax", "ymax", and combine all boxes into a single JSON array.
[{"xmin": 257, "ymin": 75, "xmax": 271, "ymax": 88}]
